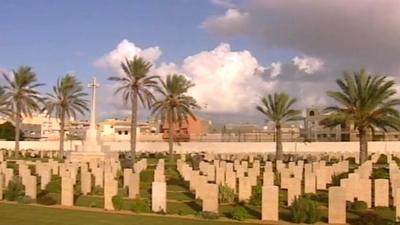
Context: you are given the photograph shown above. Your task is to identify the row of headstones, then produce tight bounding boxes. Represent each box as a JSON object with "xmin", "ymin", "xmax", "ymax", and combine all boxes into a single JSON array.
[
  {"xmin": 178, "ymin": 155, "xmax": 400, "ymax": 223},
  {"xmin": 0, "ymin": 150, "xmax": 60, "ymax": 160}
]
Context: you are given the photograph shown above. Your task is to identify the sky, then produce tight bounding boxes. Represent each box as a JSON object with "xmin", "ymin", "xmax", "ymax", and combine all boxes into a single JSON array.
[{"xmin": 1, "ymin": 0, "xmax": 400, "ymax": 124}]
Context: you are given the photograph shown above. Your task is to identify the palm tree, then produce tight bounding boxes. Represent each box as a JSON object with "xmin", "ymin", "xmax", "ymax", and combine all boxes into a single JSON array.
[
  {"xmin": 256, "ymin": 92, "xmax": 302, "ymax": 160},
  {"xmin": 0, "ymin": 87, "xmax": 12, "ymax": 117},
  {"xmin": 44, "ymin": 74, "xmax": 89, "ymax": 160},
  {"xmin": 2, "ymin": 66, "xmax": 43, "ymax": 157},
  {"xmin": 320, "ymin": 69, "xmax": 400, "ymax": 164},
  {"xmin": 151, "ymin": 74, "xmax": 200, "ymax": 162},
  {"xmin": 108, "ymin": 56, "xmax": 159, "ymax": 169}
]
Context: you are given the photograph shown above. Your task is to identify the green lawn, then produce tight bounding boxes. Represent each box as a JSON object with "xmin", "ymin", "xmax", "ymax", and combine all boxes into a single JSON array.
[{"xmin": 0, "ymin": 203, "xmax": 261, "ymax": 225}]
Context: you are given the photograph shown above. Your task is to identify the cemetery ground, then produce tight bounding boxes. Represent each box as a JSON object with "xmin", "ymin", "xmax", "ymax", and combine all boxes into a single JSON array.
[{"xmin": 0, "ymin": 152, "xmax": 399, "ymax": 225}]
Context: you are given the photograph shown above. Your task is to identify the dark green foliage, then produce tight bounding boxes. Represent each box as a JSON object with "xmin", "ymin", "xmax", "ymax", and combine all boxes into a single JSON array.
[
  {"xmin": 129, "ymin": 199, "xmax": 150, "ymax": 213},
  {"xmin": 218, "ymin": 185, "xmax": 235, "ymax": 204},
  {"xmin": 92, "ymin": 185, "xmax": 104, "ymax": 195},
  {"xmin": 231, "ymin": 206, "xmax": 248, "ymax": 221},
  {"xmin": 140, "ymin": 170, "xmax": 154, "ymax": 183},
  {"xmin": 45, "ymin": 176, "xmax": 61, "ymax": 193},
  {"xmin": 354, "ymin": 211, "xmax": 384, "ymax": 225},
  {"xmin": 249, "ymin": 184, "xmax": 262, "ymax": 206},
  {"xmin": 112, "ymin": 195, "xmax": 124, "ymax": 211},
  {"xmin": 346, "ymin": 157, "xmax": 357, "ymax": 166},
  {"xmin": 371, "ymin": 168, "xmax": 389, "ymax": 179},
  {"xmin": 351, "ymin": 200, "xmax": 368, "ymax": 211},
  {"xmin": 376, "ymin": 154, "xmax": 388, "ymax": 165},
  {"xmin": 0, "ymin": 122, "xmax": 24, "ymax": 141},
  {"xmin": 196, "ymin": 211, "xmax": 219, "ymax": 220},
  {"xmin": 5, "ymin": 177, "xmax": 24, "ymax": 201},
  {"xmin": 36, "ymin": 193, "xmax": 57, "ymax": 205},
  {"xmin": 331, "ymin": 172, "xmax": 349, "ymax": 186},
  {"xmin": 304, "ymin": 192, "xmax": 328, "ymax": 204},
  {"xmin": 290, "ymin": 196, "xmax": 321, "ymax": 224},
  {"xmin": 16, "ymin": 196, "xmax": 33, "ymax": 204}
]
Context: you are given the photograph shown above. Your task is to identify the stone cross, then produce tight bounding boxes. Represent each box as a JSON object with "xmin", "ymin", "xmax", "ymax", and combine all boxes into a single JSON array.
[{"xmin": 88, "ymin": 77, "xmax": 100, "ymax": 130}]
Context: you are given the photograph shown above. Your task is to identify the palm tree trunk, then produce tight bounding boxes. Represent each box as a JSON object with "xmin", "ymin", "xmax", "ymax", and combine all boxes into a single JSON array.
[
  {"xmin": 14, "ymin": 108, "xmax": 21, "ymax": 158},
  {"xmin": 275, "ymin": 124, "xmax": 283, "ymax": 160},
  {"xmin": 359, "ymin": 127, "xmax": 368, "ymax": 164},
  {"xmin": 130, "ymin": 90, "xmax": 138, "ymax": 171},
  {"xmin": 58, "ymin": 110, "xmax": 65, "ymax": 161},
  {"xmin": 168, "ymin": 114, "xmax": 174, "ymax": 164}
]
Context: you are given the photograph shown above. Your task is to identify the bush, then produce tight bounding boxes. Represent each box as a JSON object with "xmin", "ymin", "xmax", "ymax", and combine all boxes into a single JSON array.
[
  {"xmin": 129, "ymin": 199, "xmax": 150, "ymax": 213},
  {"xmin": 112, "ymin": 195, "xmax": 124, "ymax": 211},
  {"xmin": 231, "ymin": 206, "xmax": 248, "ymax": 221},
  {"xmin": 290, "ymin": 196, "xmax": 321, "ymax": 224},
  {"xmin": 351, "ymin": 200, "xmax": 368, "ymax": 211},
  {"xmin": 331, "ymin": 172, "xmax": 348, "ymax": 186},
  {"xmin": 376, "ymin": 154, "xmax": 388, "ymax": 165},
  {"xmin": 218, "ymin": 185, "xmax": 235, "ymax": 204},
  {"xmin": 92, "ymin": 185, "xmax": 104, "ymax": 195},
  {"xmin": 36, "ymin": 193, "xmax": 57, "ymax": 205},
  {"xmin": 16, "ymin": 196, "xmax": 33, "ymax": 204},
  {"xmin": 353, "ymin": 211, "xmax": 384, "ymax": 225},
  {"xmin": 5, "ymin": 177, "xmax": 24, "ymax": 201},
  {"xmin": 196, "ymin": 211, "xmax": 219, "ymax": 220},
  {"xmin": 249, "ymin": 184, "xmax": 262, "ymax": 206},
  {"xmin": 45, "ymin": 176, "xmax": 61, "ymax": 193},
  {"xmin": 306, "ymin": 192, "xmax": 328, "ymax": 204},
  {"xmin": 371, "ymin": 168, "xmax": 389, "ymax": 179}
]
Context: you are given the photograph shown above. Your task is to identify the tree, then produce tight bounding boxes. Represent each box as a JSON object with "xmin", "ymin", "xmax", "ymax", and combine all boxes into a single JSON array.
[
  {"xmin": 0, "ymin": 122, "xmax": 23, "ymax": 141},
  {"xmin": 320, "ymin": 69, "xmax": 400, "ymax": 164},
  {"xmin": 108, "ymin": 56, "xmax": 159, "ymax": 169},
  {"xmin": 44, "ymin": 74, "xmax": 89, "ymax": 160},
  {"xmin": 2, "ymin": 66, "xmax": 43, "ymax": 157},
  {"xmin": 256, "ymin": 92, "xmax": 302, "ymax": 160},
  {"xmin": 151, "ymin": 74, "xmax": 200, "ymax": 162}
]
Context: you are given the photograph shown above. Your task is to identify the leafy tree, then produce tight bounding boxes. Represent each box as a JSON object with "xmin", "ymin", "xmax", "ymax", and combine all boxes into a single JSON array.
[
  {"xmin": 320, "ymin": 70, "xmax": 400, "ymax": 164},
  {"xmin": 44, "ymin": 74, "xmax": 88, "ymax": 160},
  {"xmin": 0, "ymin": 121, "xmax": 24, "ymax": 141},
  {"xmin": 2, "ymin": 66, "xmax": 43, "ymax": 157},
  {"xmin": 109, "ymin": 57, "xmax": 159, "ymax": 170},
  {"xmin": 256, "ymin": 92, "xmax": 302, "ymax": 160},
  {"xmin": 151, "ymin": 74, "xmax": 200, "ymax": 162}
]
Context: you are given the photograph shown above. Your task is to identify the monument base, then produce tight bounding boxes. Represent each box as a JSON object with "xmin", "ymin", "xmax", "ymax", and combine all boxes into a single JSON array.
[{"xmin": 68, "ymin": 151, "xmax": 119, "ymax": 162}]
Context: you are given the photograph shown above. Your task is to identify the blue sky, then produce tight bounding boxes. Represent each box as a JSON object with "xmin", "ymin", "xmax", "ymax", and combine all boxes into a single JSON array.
[{"xmin": 0, "ymin": 0, "xmax": 288, "ymax": 86}]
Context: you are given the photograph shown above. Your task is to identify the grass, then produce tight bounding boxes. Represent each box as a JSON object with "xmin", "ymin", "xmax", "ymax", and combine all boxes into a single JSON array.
[{"xmin": 0, "ymin": 203, "xmax": 263, "ymax": 225}]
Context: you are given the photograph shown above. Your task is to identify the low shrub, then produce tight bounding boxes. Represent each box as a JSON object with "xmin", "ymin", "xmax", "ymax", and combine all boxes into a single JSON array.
[
  {"xmin": 140, "ymin": 170, "xmax": 153, "ymax": 183},
  {"xmin": 376, "ymin": 154, "xmax": 388, "ymax": 165},
  {"xmin": 290, "ymin": 196, "xmax": 321, "ymax": 224},
  {"xmin": 45, "ymin": 176, "xmax": 61, "ymax": 193},
  {"xmin": 5, "ymin": 177, "xmax": 24, "ymax": 201},
  {"xmin": 112, "ymin": 195, "xmax": 124, "ymax": 211},
  {"xmin": 196, "ymin": 211, "xmax": 219, "ymax": 220},
  {"xmin": 371, "ymin": 168, "xmax": 389, "ymax": 179},
  {"xmin": 331, "ymin": 172, "xmax": 348, "ymax": 186},
  {"xmin": 218, "ymin": 185, "xmax": 235, "ymax": 204},
  {"xmin": 249, "ymin": 184, "xmax": 262, "ymax": 206},
  {"xmin": 231, "ymin": 206, "xmax": 248, "ymax": 221},
  {"xmin": 92, "ymin": 185, "xmax": 104, "ymax": 195},
  {"xmin": 36, "ymin": 193, "xmax": 57, "ymax": 205},
  {"xmin": 353, "ymin": 211, "xmax": 384, "ymax": 225},
  {"xmin": 16, "ymin": 196, "xmax": 33, "ymax": 204},
  {"xmin": 351, "ymin": 200, "xmax": 368, "ymax": 211},
  {"xmin": 129, "ymin": 199, "xmax": 150, "ymax": 213}
]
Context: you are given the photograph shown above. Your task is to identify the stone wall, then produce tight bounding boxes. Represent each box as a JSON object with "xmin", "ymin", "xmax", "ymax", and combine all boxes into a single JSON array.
[{"xmin": 0, "ymin": 140, "xmax": 399, "ymax": 153}]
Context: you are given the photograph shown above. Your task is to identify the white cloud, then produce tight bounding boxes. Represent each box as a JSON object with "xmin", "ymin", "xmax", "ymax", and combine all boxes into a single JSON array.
[
  {"xmin": 182, "ymin": 43, "xmax": 273, "ymax": 113},
  {"xmin": 292, "ymin": 56, "xmax": 324, "ymax": 74},
  {"xmin": 94, "ymin": 39, "xmax": 162, "ymax": 74},
  {"xmin": 266, "ymin": 62, "xmax": 282, "ymax": 78},
  {"xmin": 200, "ymin": 9, "xmax": 250, "ymax": 37}
]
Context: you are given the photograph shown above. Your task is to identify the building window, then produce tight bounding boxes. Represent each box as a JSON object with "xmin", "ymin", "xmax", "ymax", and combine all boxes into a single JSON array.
[
  {"xmin": 124, "ymin": 131, "xmax": 128, "ymax": 135},
  {"xmin": 309, "ymin": 110, "xmax": 315, "ymax": 116},
  {"xmin": 118, "ymin": 131, "xmax": 122, "ymax": 135}
]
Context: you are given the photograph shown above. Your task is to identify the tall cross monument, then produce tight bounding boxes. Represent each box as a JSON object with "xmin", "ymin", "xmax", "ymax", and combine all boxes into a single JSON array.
[{"xmin": 84, "ymin": 77, "xmax": 103, "ymax": 151}]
